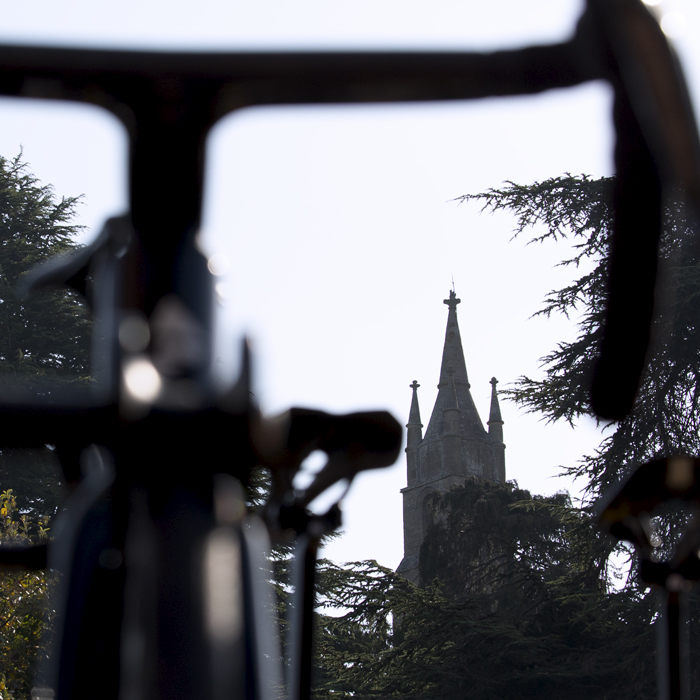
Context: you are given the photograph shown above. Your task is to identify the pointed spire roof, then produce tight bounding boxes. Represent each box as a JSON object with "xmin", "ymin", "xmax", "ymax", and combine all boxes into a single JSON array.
[
  {"xmin": 444, "ymin": 370, "xmax": 459, "ymax": 412},
  {"xmin": 408, "ymin": 380, "xmax": 422, "ymax": 427},
  {"xmin": 423, "ymin": 290, "xmax": 487, "ymax": 443},
  {"xmin": 438, "ymin": 290, "xmax": 470, "ymax": 389}
]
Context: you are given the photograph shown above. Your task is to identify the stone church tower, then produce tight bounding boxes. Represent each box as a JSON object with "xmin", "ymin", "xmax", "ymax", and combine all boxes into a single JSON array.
[{"xmin": 397, "ymin": 290, "xmax": 506, "ymax": 584}]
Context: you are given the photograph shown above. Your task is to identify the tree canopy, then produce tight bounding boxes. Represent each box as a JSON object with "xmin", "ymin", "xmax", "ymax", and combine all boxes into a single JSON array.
[
  {"xmin": 0, "ymin": 152, "xmax": 91, "ymax": 519},
  {"xmin": 457, "ymin": 175, "xmax": 700, "ymax": 500},
  {"xmin": 312, "ymin": 478, "xmax": 659, "ymax": 700},
  {"xmin": 0, "ymin": 152, "xmax": 90, "ymax": 389},
  {"xmin": 0, "ymin": 152, "xmax": 92, "ymax": 699}
]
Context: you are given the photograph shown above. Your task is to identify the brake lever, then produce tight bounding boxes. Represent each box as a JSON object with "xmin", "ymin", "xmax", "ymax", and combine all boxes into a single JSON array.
[
  {"xmin": 255, "ymin": 407, "xmax": 400, "ymax": 700},
  {"xmin": 257, "ymin": 407, "xmax": 401, "ymax": 519}
]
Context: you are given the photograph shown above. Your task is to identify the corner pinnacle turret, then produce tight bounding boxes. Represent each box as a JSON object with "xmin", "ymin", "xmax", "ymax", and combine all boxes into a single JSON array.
[
  {"xmin": 405, "ymin": 380, "xmax": 423, "ymax": 485},
  {"xmin": 488, "ymin": 377, "xmax": 506, "ymax": 482},
  {"xmin": 488, "ymin": 377, "xmax": 503, "ymax": 428},
  {"xmin": 408, "ymin": 380, "xmax": 422, "ymax": 432}
]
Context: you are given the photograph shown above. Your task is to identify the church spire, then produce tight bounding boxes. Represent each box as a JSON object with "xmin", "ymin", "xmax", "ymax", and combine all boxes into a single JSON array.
[
  {"xmin": 438, "ymin": 290, "xmax": 470, "ymax": 389},
  {"xmin": 398, "ymin": 291, "xmax": 508, "ymax": 584},
  {"xmin": 423, "ymin": 289, "xmax": 484, "ymax": 444}
]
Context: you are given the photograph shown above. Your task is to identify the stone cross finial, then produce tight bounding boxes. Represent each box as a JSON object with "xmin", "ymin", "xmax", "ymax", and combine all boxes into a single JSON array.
[
  {"xmin": 443, "ymin": 289, "xmax": 461, "ymax": 310},
  {"xmin": 490, "ymin": 377, "xmax": 498, "ymax": 388},
  {"xmin": 410, "ymin": 380, "xmax": 420, "ymax": 392}
]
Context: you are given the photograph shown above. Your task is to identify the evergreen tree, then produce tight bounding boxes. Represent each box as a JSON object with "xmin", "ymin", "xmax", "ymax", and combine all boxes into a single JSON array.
[
  {"xmin": 456, "ymin": 175, "xmax": 700, "ymax": 500},
  {"xmin": 0, "ymin": 152, "xmax": 90, "ymax": 387},
  {"xmin": 312, "ymin": 479, "xmax": 659, "ymax": 700},
  {"xmin": 0, "ymin": 152, "xmax": 90, "ymax": 699},
  {"xmin": 0, "ymin": 152, "xmax": 90, "ymax": 519}
]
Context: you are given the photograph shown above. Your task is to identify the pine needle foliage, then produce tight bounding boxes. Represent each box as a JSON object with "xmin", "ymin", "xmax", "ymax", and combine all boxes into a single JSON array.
[
  {"xmin": 458, "ymin": 175, "xmax": 700, "ymax": 499},
  {"xmin": 0, "ymin": 151, "xmax": 90, "ymax": 390},
  {"xmin": 456, "ymin": 175, "xmax": 614, "ymax": 430},
  {"xmin": 312, "ymin": 479, "xmax": 660, "ymax": 700},
  {"xmin": 0, "ymin": 154, "xmax": 87, "ymax": 698},
  {"xmin": 0, "ymin": 152, "xmax": 90, "ymax": 518}
]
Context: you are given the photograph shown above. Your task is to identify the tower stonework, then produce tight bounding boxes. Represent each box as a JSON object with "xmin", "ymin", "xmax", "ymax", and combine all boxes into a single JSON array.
[{"xmin": 397, "ymin": 291, "xmax": 506, "ymax": 584}]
